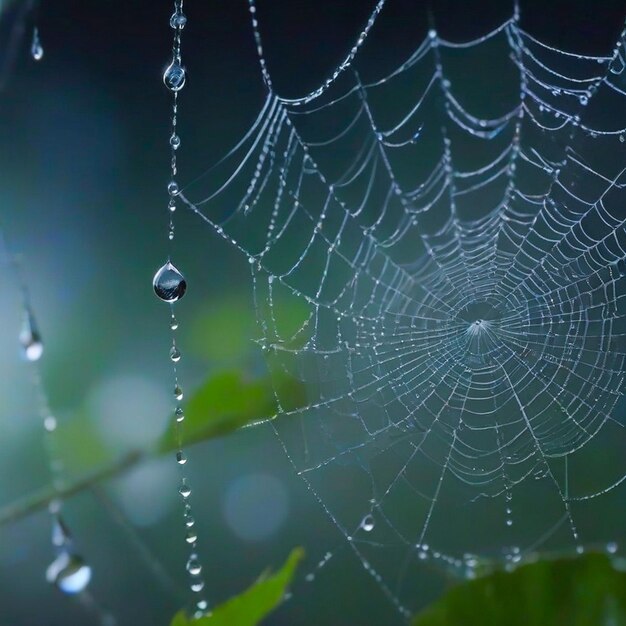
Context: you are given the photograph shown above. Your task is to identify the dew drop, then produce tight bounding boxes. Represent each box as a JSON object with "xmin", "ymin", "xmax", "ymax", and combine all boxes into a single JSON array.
[
  {"xmin": 174, "ymin": 385, "xmax": 184, "ymax": 401},
  {"xmin": 187, "ymin": 555, "xmax": 202, "ymax": 576},
  {"xmin": 361, "ymin": 514, "xmax": 375, "ymax": 532},
  {"xmin": 170, "ymin": 315, "xmax": 179, "ymax": 330},
  {"xmin": 153, "ymin": 262, "xmax": 187, "ymax": 302},
  {"xmin": 176, "ymin": 451, "xmax": 187, "ymax": 465},
  {"xmin": 51, "ymin": 515, "xmax": 71, "ymax": 547},
  {"xmin": 190, "ymin": 580, "xmax": 205, "ymax": 593},
  {"xmin": 20, "ymin": 311, "xmax": 43, "ymax": 361},
  {"xmin": 607, "ymin": 542, "xmax": 618, "ymax": 554},
  {"xmin": 197, "ymin": 600, "xmax": 208, "ymax": 611},
  {"xmin": 185, "ymin": 530, "xmax": 198, "ymax": 544},
  {"xmin": 184, "ymin": 514, "xmax": 195, "ymax": 528},
  {"xmin": 175, "ymin": 407, "xmax": 185, "ymax": 423},
  {"xmin": 31, "ymin": 27, "xmax": 44, "ymax": 61},
  {"xmin": 46, "ymin": 551, "xmax": 92, "ymax": 594},
  {"xmin": 620, "ymin": 134, "xmax": 625, "ymax": 143},
  {"xmin": 170, "ymin": 345, "xmax": 181, "ymax": 362},
  {"xmin": 163, "ymin": 60, "xmax": 186, "ymax": 92},
  {"xmin": 170, "ymin": 133, "xmax": 181, "ymax": 150},
  {"xmin": 170, "ymin": 9, "xmax": 187, "ymax": 29},
  {"xmin": 44, "ymin": 415, "xmax": 57, "ymax": 432},
  {"xmin": 179, "ymin": 479, "xmax": 191, "ymax": 498}
]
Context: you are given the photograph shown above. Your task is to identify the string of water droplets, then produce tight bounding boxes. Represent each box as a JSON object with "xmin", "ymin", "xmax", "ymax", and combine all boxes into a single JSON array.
[
  {"xmin": 153, "ymin": 0, "xmax": 208, "ymax": 617},
  {"xmin": 174, "ymin": 0, "xmax": 626, "ymax": 620}
]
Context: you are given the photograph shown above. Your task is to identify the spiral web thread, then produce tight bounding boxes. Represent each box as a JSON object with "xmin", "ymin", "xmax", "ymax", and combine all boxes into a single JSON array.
[{"xmin": 178, "ymin": 1, "xmax": 626, "ymax": 617}]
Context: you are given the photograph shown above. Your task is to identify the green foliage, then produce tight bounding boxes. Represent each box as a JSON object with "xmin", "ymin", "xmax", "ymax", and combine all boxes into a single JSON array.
[
  {"xmin": 158, "ymin": 369, "xmax": 305, "ymax": 452},
  {"xmin": 171, "ymin": 548, "xmax": 304, "ymax": 626},
  {"xmin": 412, "ymin": 553, "xmax": 626, "ymax": 626}
]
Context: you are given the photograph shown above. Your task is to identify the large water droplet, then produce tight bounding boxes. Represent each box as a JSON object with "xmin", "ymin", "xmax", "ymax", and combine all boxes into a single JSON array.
[
  {"xmin": 20, "ymin": 311, "xmax": 43, "ymax": 361},
  {"xmin": 46, "ymin": 551, "xmax": 92, "ymax": 594},
  {"xmin": 187, "ymin": 554, "xmax": 202, "ymax": 576},
  {"xmin": 163, "ymin": 60, "xmax": 186, "ymax": 92},
  {"xmin": 31, "ymin": 27, "xmax": 44, "ymax": 61},
  {"xmin": 168, "ymin": 181, "xmax": 179, "ymax": 196},
  {"xmin": 153, "ymin": 262, "xmax": 187, "ymax": 302},
  {"xmin": 361, "ymin": 514, "xmax": 375, "ymax": 532},
  {"xmin": 176, "ymin": 451, "xmax": 187, "ymax": 465},
  {"xmin": 170, "ymin": 133, "xmax": 181, "ymax": 150},
  {"xmin": 190, "ymin": 579, "xmax": 205, "ymax": 593},
  {"xmin": 185, "ymin": 530, "xmax": 198, "ymax": 544}
]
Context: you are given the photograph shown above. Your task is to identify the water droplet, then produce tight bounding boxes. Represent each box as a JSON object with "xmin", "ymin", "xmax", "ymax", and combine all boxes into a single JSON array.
[
  {"xmin": 20, "ymin": 311, "xmax": 43, "ymax": 361},
  {"xmin": 153, "ymin": 262, "xmax": 187, "ymax": 302},
  {"xmin": 184, "ymin": 514, "xmax": 195, "ymax": 528},
  {"xmin": 170, "ymin": 345, "xmax": 181, "ymax": 362},
  {"xmin": 168, "ymin": 198, "xmax": 176, "ymax": 213},
  {"xmin": 51, "ymin": 515, "xmax": 71, "ymax": 547},
  {"xmin": 170, "ymin": 315, "xmax": 179, "ymax": 330},
  {"xmin": 506, "ymin": 518, "xmax": 513, "ymax": 527},
  {"xmin": 579, "ymin": 95, "xmax": 588, "ymax": 105},
  {"xmin": 46, "ymin": 551, "xmax": 91, "ymax": 594},
  {"xmin": 176, "ymin": 451, "xmax": 187, "ymax": 465},
  {"xmin": 197, "ymin": 600, "xmax": 208, "ymax": 611},
  {"xmin": 31, "ymin": 27, "xmax": 44, "ymax": 61},
  {"xmin": 170, "ymin": 9, "xmax": 187, "ymax": 29},
  {"xmin": 170, "ymin": 133, "xmax": 181, "ymax": 150},
  {"xmin": 163, "ymin": 60, "xmax": 186, "ymax": 92},
  {"xmin": 187, "ymin": 555, "xmax": 202, "ymax": 576},
  {"xmin": 190, "ymin": 580, "xmax": 205, "ymax": 593},
  {"xmin": 168, "ymin": 180, "xmax": 179, "ymax": 196},
  {"xmin": 607, "ymin": 542, "xmax": 618, "ymax": 554},
  {"xmin": 174, "ymin": 385, "xmax": 184, "ymax": 401},
  {"xmin": 185, "ymin": 530, "xmax": 198, "ymax": 544},
  {"xmin": 620, "ymin": 134, "xmax": 625, "ymax": 143},
  {"xmin": 175, "ymin": 407, "xmax": 185, "ymax": 423},
  {"xmin": 361, "ymin": 514, "xmax": 375, "ymax": 532},
  {"xmin": 179, "ymin": 479, "xmax": 191, "ymax": 498},
  {"xmin": 44, "ymin": 415, "xmax": 57, "ymax": 432}
]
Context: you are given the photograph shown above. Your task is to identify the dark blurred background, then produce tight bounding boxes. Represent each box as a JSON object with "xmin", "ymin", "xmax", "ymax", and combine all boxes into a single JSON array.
[{"xmin": 0, "ymin": 1, "xmax": 625, "ymax": 625}]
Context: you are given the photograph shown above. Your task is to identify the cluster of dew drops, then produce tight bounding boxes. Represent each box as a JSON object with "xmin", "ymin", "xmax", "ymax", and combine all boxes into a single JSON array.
[
  {"xmin": 20, "ymin": 311, "xmax": 93, "ymax": 595},
  {"xmin": 153, "ymin": 2, "xmax": 209, "ymax": 617}
]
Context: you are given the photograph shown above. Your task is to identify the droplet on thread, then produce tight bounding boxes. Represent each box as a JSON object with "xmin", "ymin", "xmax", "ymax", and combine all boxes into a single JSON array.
[
  {"xmin": 361, "ymin": 514, "xmax": 375, "ymax": 532},
  {"xmin": 179, "ymin": 479, "xmax": 191, "ymax": 498},
  {"xmin": 187, "ymin": 555, "xmax": 202, "ymax": 576},
  {"xmin": 20, "ymin": 311, "xmax": 44, "ymax": 361},
  {"xmin": 170, "ymin": 346, "xmax": 181, "ymax": 362},
  {"xmin": 185, "ymin": 530, "xmax": 198, "ymax": 544},
  {"xmin": 168, "ymin": 181, "xmax": 179, "ymax": 196},
  {"xmin": 176, "ymin": 451, "xmax": 187, "ymax": 465},
  {"xmin": 190, "ymin": 580, "xmax": 205, "ymax": 593},
  {"xmin": 31, "ymin": 27, "xmax": 44, "ymax": 61},
  {"xmin": 174, "ymin": 385, "xmax": 184, "ymax": 401},
  {"xmin": 46, "ymin": 551, "xmax": 92, "ymax": 594},
  {"xmin": 170, "ymin": 9, "xmax": 187, "ymax": 29},
  {"xmin": 170, "ymin": 134, "xmax": 181, "ymax": 150},
  {"xmin": 175, "ymin": 407, "xmax": 185, "ymax": 423},
  {"xmin": 153, "ymin": 262, "xmax": 187, "ymax": 302},
  {"xmin": 163, "ymin": 60, "xmax": 186, "ymax": 92}
]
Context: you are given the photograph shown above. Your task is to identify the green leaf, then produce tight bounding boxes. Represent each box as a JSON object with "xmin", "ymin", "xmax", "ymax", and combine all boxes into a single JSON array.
[
  {"xmin": 412, "ymin": 553, "xmax": 626, "ymax": 626},
  {"xmin": 171, "ymin": 548, "xmax": 304, "ymax": 626},
  {"xmin": 158, "ymin": 369, "xmax": 306, "ymax": 452}
]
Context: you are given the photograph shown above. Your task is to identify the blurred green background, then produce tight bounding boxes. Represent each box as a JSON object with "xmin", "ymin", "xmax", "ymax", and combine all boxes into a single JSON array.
[{"xmin": 0, "ymin": 1, "xmax": 625, "ymax": 625}]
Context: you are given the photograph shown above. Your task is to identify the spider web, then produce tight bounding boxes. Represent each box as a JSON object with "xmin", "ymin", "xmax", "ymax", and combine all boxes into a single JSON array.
[{"xmin": 177, "ymin": 1, "xmax": 626, "ymax": 618}]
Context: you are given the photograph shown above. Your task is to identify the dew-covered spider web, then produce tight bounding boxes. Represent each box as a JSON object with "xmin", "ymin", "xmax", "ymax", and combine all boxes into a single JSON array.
[{"xmin": 176, "ymin": 0, "xmax": 626, "ymax": 618}]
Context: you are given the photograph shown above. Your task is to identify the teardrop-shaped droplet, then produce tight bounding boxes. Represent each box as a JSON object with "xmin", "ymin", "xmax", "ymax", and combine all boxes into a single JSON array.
[
  {"xmin": 31, "ymin": 27, "xmax": 44, "ymax": 61},
  {"xmin": 170, "ymin": 133, "xmax": 181, "ymax": 150},
  {"xmin": 170, "ymin": 9, "xmax": 188, "ymax": 29},
  {"xmin": 185, "ymin": 530, "xmax": 198, "ymax": 544},
  {"xmin": 179, "ymin": 479, "xmax": 191, "ymax": 498},
  {"xmin": 176, "ymin": 450, "xmax": 187, "ymax": 465},
  {"xmin": 168, "ymin": 180, "xmax": 179, "ymax": 196},
  {"xmin": 51, "ymin": 515, "xmax": 72, "ymax": 547},
  {"xmin": 46, "ymin": 551, "xmax": 92, "ymax": 594},
  {"xmin": 186, "ymin": 555, "xmax": 202, "ymax": 576},
  {"xmin": 170, "ymin": 345, "xmax": 181, "ymax": 362},
  {"xmin": 174, "ymin": 385, "xmax": 184, "ymax": 401},
  {"xmin": 190, "ymin": 579, "xmax": 205, "ymax": 593},
  {"xmin": 163, "ymin": 60, "xmax": 186, "ymax": 92},
  {"xmin": 20, "ymin": 311, "xmax": 44, "ymax": 361},
  {"xmin": 170, "ymin": 315, "xmax": 179, "ymax": 330},
  {"xmin": 153, "ymin": 262, "xmax": 187, "ymax": 302},
  {"xmin": 175, "ymin": 407, "xmax": 185, "ymax": 423},
  {"xmin": 184, "ymin": 513, "xmax": 195, "ymax": 528},
  {"xmin": 361, "ymin": 514, "xmax": 375, "ymax": 532}
]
